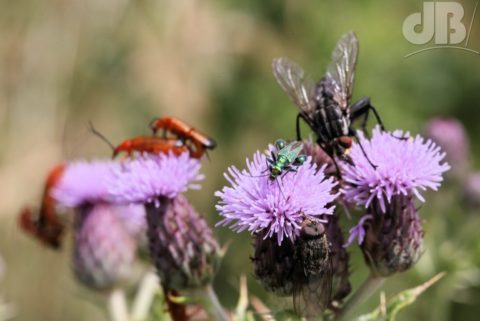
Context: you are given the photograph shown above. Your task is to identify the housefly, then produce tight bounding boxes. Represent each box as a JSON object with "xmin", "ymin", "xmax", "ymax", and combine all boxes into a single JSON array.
[
  {"xmin": 272, "ymin": 32, "xmax": 386, "ymax": 170},
  {"xmin": 293, "ymin": 217, "xmax": 333, "ymax": 318}
]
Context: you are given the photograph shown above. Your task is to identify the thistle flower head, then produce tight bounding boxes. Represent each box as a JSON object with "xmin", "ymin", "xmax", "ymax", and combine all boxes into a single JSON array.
[
  {"xmin": 73, "ymin": 203, "xmax": 137, "ymax": 290},
  {"xmin": 108, "ymin": 152, "xmax": 204, "ymax": 204},
  {"xmin": 52, "ymin": 160, "xmax": 147, "ymax": 243},
  {"xmin": 424, "ymin": 117, "xmax": 470, "ymax": 176},
  {"xmin": 341, "ymin": 126, "xmax": 450, "ymax": 212},
  {"xmin": 115, "ymin": 204, "xmax": 147, "ymax": 240},
  {"xmin": 216, "ymin": 149, "xmax": 337, "ymax": 245},
  {"xmin": 359, "ymin": 195, "xmax": 424, "ymax": 277},
  {"xmin": 464, "ymin": 172, "xmax": 480, "ymax": 208},
  {"xmin": 146, "ymin": 195, "xmax": 221, "ymax": 291},
  {"xmin": 252, "ymin": 231, "xmax": 296, "ymax": 296},
  {"xmin": 52, "ymin": 161, "xmax": 119, "ymax": 207}
]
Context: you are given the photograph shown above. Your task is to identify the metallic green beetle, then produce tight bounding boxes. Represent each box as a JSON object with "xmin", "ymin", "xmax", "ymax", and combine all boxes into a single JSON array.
[{"xmin": 268, "ymin": 139, "xmax": 307, "ymax": 180}]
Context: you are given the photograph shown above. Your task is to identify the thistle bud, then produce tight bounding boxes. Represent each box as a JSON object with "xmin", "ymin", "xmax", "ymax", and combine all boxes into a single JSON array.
[
  {"xmin": 252, "ymin": 231, "xmax": 296, "ymax": 296},
  {"xmin": 463, "ymin": 172, "xmax": 480, "ymax": 208},
  {"xmin": 146, "ymin": 195, "xmax": 221, "ymax": 291},
  {"xmin": 73, "ymin": 203, "xmax": 137, "ymax": 290},
  {"xmin": 360, "ymin": 195, "xmax": 423, "ymax": 277},
  {"xmin": 424, "ymin": 117, "xmax": 470, "ymax": 179}
]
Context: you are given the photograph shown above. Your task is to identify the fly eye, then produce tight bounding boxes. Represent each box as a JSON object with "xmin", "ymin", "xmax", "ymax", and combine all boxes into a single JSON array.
[
  {"xmin": 274, "ymin": 139, "xmax": 286, "ymax": 150},
  {"xmin": 338, "ymin": 136, "xmax": 352, "ymax": 148},
  {"xmin": 293, "ymin": 155, "xmax": 307, "ymax": 166}
]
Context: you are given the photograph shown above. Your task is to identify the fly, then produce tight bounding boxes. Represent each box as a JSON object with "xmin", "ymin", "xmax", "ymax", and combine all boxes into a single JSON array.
[
  {"xmin": 244, "ymin": 139, "xmax": 307, "ymax": 200},
  {"xmin": 273, "ymin": 32, "xmax": 387, "ymax": 172},
  {"xmin": 293, "ymin": 217, "xmax": 333, "ymax": 319},
  {"xmin": 267, "ymin": 139, "xmax": 307, "ymax": 180}
]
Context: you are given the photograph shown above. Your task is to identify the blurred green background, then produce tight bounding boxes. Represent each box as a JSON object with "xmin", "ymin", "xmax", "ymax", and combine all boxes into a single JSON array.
[{"xmin": 1, "ymin": 0, "xmax": 480, "ymax": 320}]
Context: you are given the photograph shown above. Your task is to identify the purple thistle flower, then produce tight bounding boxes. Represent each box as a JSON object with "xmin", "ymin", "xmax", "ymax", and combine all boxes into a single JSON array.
[
  {"xmin": 341, "ymin": 126, "xmax": 450, "ymax": 212},
  {"xmin": 52, "ymin": 160, "xmax": 148, "ymax": 239},
  {"xmin": 52, "ymin": 160, "xmax": 120, "ymax": 207},
  {"xmin": 215, "ymin": 150, "xmax": 337, "ymax": 245},
  {"xmin": 424, "ymin": 117, "xmax": 470, "ymax": 177},
  {"xmin": 344, "ymin": 214, "xmax": 372, "ymax": 247},
  {"xmin": 464, "ymin": 172, "xmax": 480, "ymax": 208},
  {"xmin": 108, "ymin": 152, "xmax": 204, "ymax": 205}
]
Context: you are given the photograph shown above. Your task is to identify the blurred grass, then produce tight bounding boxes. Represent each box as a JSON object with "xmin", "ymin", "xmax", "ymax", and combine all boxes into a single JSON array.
[{"xmin": 1, "ymin": 0, "xmax": 480, "ymax": 320}]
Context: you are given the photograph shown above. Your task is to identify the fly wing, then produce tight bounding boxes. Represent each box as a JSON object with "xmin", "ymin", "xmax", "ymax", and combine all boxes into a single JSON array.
[
  {"xmin": 326, "ymin": 32, "xmax": 359, "ymax": 110},
  {"xmin": 282, "ymin": 141, "xmax": 304, "ymax": 162},
  {"xmin": 293, "ymin": 258, "xmax": 333, "ymax": 319},
  {"xmin": 272, "ymin": 58, "xmax": 316, "ymax": 119},
  {"xmin": 293, "ymin": 262, "xmax": 332, "ymax": 318}
]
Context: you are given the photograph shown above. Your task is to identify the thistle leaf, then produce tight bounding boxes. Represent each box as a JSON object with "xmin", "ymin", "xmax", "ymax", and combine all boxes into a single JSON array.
[{"xmin": 354, "ymin": 273, "xmax": 445, "ymax": 321}]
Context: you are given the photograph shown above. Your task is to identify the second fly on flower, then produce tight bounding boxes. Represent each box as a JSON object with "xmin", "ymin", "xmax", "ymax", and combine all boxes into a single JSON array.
[{"xmin": 267, "ymin": 139, "xmax": 307, "ymax": 180}]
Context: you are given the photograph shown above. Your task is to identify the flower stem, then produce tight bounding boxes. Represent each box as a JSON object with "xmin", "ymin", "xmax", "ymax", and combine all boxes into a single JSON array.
[
  {"xmin": 202, "ymin": 284, "xmax": 230, "ymax": 321},
  {"xmin": 335, "ymin": 273, "xmax": 385, "ymax": 321},
  {"xmin": 108, "ymin": 288, "xmax": 129, "ymax": 321},
  {"xmin": 130, "ymin": 270, "xmax": 159, "ymax": 321}
]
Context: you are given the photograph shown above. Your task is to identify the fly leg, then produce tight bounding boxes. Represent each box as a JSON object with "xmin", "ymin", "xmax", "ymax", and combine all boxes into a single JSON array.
[
  {"xmin": 285, "ymin": 166, "xmax": 297, "ymax": 173},
  {"xmin": 350, "ymin": 97, "xmax": 386, "ymax": 133},
  {"xmin": 349, "ymin": 128, "xmax": 378, "ymax": 169},
  {"xmin": 296, "ymin": 113, "xmax": 305, "ymax": 141},
  {"xmin": 270, "ymin": 151, "xmax": 277, "ymax": 163},
  {"xmin": 315, "ymin": 139, "xmax": 342, "ymax": 178},
  {"xmin": 296, "ymin": 113, "xmax": 315, "ymax": 141}
]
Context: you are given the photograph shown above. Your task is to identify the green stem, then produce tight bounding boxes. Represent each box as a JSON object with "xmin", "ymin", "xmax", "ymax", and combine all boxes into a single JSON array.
[
  {"xmin": 335, "ymin": 273, "xmax": 385, "ymax": 321},
  {"xmin": 202, "ymin": 284, "xmax": 230, "ymax": 321}
]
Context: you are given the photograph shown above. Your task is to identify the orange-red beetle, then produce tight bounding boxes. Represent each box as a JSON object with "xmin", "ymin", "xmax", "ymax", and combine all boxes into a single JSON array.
[
  {"xmin": 18, "ymin": 164, "xmax": 66, "ymax": 249},
  {"xmin": 149, "ymin": 117, "xmax": 216, "ymax": 158},
  {"xmin": 112, "ymin": 136, "xmax": 189, "ymax": 158}
]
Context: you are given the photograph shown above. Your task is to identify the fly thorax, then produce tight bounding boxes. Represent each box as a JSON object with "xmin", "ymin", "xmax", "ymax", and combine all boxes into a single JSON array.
[
  {"xmin": 277, "ymin": 155, "xmax": 289, "ymax": 166},
  {"xmin": 297, "ymin": 234, "xmax": 330, "ymax": 277}
]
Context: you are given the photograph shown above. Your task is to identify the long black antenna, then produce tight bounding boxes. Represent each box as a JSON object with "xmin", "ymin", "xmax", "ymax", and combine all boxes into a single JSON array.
[{"xmin": 86, "ymin": 121, "xmax": 115, "ymax": 151}]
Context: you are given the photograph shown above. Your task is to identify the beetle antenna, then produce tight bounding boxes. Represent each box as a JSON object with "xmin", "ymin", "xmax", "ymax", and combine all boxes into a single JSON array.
[
  {"xmin": 149, "ymin": 117, "xmax": 159, "ymax": 135},
  {"xmin": 86, "ymin": 121, "xmax": 115, "ymax": 151}
]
